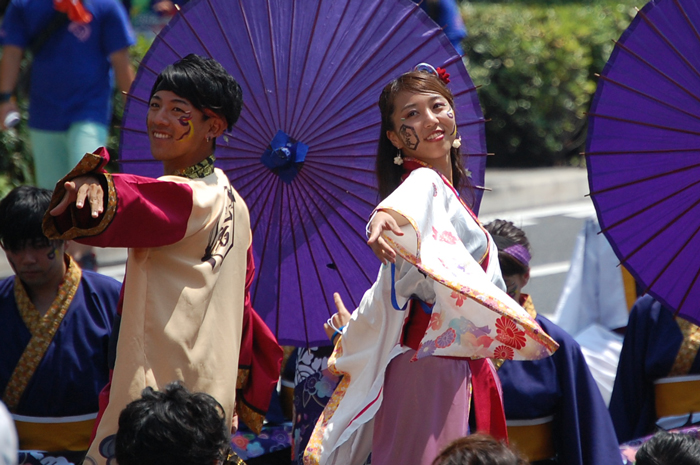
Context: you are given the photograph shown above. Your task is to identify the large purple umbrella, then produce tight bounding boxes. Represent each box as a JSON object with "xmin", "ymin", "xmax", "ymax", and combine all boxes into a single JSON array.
[
  {"xmin": 586, "ymin": 0, "xmax": 700, "ymax": 324},
  {"xmin": 119, "ymin": 0, "xmax": 487, "ymax": 346}
]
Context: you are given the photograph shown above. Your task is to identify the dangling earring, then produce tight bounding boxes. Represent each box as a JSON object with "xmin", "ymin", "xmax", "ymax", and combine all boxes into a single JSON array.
[
  {"xmin": 207, "ymin": 135, "xmax": 211, "ymax": 143},
  {"xmin": 393, "ymin": 148, "xmax": 404, "ymax": 165},
  {"xmin": 452, "ymin": 134, "xmax": 462, "ymax": 149}
]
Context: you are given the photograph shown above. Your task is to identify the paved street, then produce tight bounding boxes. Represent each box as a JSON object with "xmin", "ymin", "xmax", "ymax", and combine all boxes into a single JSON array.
[{"xmin": 480, "ymin": 199, "xmax": 596, "ymax": 318}]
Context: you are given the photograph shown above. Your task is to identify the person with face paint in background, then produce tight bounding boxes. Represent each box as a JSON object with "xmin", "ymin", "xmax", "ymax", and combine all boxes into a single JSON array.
[
  {"xmin": 42, "ymin": 54, "xmax": 283, "ymax": 465},
  {"xmin": 0, "ymin": 185, "xmax": 120, "ymax": 461},
  {"xmin": 483, "ymin": 219, "xmax": 622, "ymax": 465},
  {"xmin": 305, "ymin": 66, "xmax": 558, "ymax": 465}
]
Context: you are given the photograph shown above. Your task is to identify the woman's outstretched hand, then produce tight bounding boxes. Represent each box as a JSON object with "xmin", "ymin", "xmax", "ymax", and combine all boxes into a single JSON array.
[
  {"xmin": 324, "ymin": 292, "xmax": 353, "ymax": 341},
  {"xmin": 367, "ymin": 210, "xmax": 404, "ymax": 264},
  {"xmin": 50, "ymin": 175, "xmax": 104, "ymax": 218}
]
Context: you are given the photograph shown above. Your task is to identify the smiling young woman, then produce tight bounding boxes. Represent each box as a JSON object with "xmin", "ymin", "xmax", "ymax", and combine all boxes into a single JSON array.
[{"xmin": 304, "ymin": 66, "xmax": 557, "ymax": 465}]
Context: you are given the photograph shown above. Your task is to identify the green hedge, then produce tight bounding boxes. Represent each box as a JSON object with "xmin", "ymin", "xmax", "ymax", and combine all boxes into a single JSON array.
[{"xmin": 462, "ymin": 0, "xmax": 638, "ymax": 167}]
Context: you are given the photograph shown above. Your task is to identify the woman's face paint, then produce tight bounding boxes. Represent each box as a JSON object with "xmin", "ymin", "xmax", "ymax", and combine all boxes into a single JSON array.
[
  {"xmin": 176, "ymin": 112, "xmax": 194, "ymax": 141},
  {"xmin": 447, "ymin": 111, "xmax": 457, "ymax": 136},
  {"xmin": 399, "ymin": 125, "xmax": 419, "ymax": 150},
  {"xmin": 47, "ymin": 248, "xmax": 57, "ymax": 260},
  {"xmin": 390, "ymin": 90, "xmax": 457, "ymax": 168}
]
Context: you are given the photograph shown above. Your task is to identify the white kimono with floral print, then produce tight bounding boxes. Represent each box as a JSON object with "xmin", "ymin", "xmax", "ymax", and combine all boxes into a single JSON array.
[{"xmin": 304, "ymin": 166, "xmax": 558, "ymax": 465}]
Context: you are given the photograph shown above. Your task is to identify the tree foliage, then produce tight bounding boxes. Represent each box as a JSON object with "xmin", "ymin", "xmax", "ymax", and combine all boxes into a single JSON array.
[{"xmin": 463, "ymin": 0, "xmax": 638, "ymax": 166}]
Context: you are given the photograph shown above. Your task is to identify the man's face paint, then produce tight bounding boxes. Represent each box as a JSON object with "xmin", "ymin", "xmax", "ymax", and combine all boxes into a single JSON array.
[
  {"xmin": 399, "ymin": 125, "xmax": 419, "ymax": 150},
  {"xmin": 176, "ymin": 112, "xmax": 194, "ymax": 141},
  {"xmin": 3, "ymin": 239, "xmax": 65, "ymax": 287}
]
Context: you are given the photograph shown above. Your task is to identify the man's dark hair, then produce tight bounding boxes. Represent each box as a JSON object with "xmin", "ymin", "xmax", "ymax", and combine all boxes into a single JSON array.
[
  {"xmin": 150, "ymin": 54, "xmax": 243, "ymax": 131},
  {"xmin": 432, "ymin": 434, "xmax": 528, "ymax": 465},
  {"xmin": 115, "ymin": 382, "xmax": 233, "ymax": 465},
  {"xmin": 0, "ymin": 185, "xmax": 53, "ymax": 251},
  {"xmin": 635, "ymin": 431, "xmax": 700, "ymax": 465},
  {"xmin": 483, "ymin": 219, "xmax": 530, "ymax": 276}
]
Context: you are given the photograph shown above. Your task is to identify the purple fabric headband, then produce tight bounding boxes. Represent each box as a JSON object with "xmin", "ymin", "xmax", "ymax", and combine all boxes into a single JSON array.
[{"xmin": 503, "ymin": 244, "xmax": 531, "ymax": 269}]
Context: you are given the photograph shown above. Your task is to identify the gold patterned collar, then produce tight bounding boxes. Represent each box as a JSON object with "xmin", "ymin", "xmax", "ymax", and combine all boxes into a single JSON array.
[
  {"xmin": 520, "ymin": 294, "xmax": 537, "ymax": 320},
  {"xmin": 14, "ymin": 254, "xmax": 82, "ymax": 332},
  {"xmin": 4, "ymin": 254, "xmax": 82, "ymax": 410},
  {"xmin": 173, "ymin": 154, "xmax": 216, "ymax": 179}
]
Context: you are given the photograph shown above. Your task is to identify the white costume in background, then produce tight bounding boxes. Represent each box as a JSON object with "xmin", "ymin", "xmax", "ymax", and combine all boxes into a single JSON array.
[{"xmin": 552, "ymin": 216, "xmax": 629, "ymax": 404}]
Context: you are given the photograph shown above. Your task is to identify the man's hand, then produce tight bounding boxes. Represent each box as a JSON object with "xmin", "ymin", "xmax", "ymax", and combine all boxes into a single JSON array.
[
  {"xmin": 50, "ymin": 175, "xmax": 104, "ymax": 218},
  {"xmin": 323, "ymin": 292, "xmax": 353, "ymax": 341},
  {"xmin": 367, "ymin": 211, "xmax": 405, "ymax": 264}
]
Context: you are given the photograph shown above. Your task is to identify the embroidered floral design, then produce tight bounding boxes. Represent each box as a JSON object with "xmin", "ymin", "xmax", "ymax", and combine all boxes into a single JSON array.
[
  {"xmin": 232, "ymin": 435, "xmax": 249, "ymax": 449},
  {"xmin": 494, "ymin": 345, "xmax": 515, "ymax": 360},
  {"xmin": 476, "ymin": 335, "xmax": 495, "ymax": 348},
  {"xmin": 418, "ymin": 340, "xmax": 437, "ymax": 358},
  {"xmin": 449, "ymin": 317, "xmax": 469, "ymax": 334},
  {"xmin": 432, "ymin": 227, "xmax": 458, "ymax": 245},
  {"xmin": 432, "ymin": 183, "xmax": 438, "ymax": 197},
  {"xmin": 428, "ymin": 311, "xmax": 444, "ymax": 330},
  {"xmin": 315, "ymin": 377, "xmax": 336, "ymax": 398},
  {"xmin": 435, "ymin": 328, "xmax": 457, "ymax": 348},
  {"xmin": 495, "ymin": 316, "xmax": 527, "ymax": 350},
  {"xmin": 451, "ymin": 290, "xmax": 465, "ymax": 307}
]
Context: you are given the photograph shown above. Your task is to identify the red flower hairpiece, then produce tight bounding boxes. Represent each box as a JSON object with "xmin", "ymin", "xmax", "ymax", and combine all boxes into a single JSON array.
[{"xmin": 436, "ymin": 67, "xmax": 451, "ymax": 84}]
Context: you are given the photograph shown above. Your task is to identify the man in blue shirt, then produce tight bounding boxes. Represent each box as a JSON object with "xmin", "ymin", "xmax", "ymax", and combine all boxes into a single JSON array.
[{"xmin": 0, "ymin": 0, "xmax": 135, "ymax": 189}]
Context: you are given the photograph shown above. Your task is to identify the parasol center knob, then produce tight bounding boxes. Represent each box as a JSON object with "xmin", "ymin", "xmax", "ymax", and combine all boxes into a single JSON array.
[
  {"xmin": 271, "ymin": 146, "xmax": 292, "ymax": 167},
  {"xmin": 261, "ymin": 129, "xmax": 308, "ymax": 184}
]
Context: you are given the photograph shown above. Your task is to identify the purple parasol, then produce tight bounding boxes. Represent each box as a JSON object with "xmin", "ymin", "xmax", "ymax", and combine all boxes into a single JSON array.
[
  {"xmin": 119, "ymin": 0, "xmax": 487, "ymax": 346},
  {"xmin": 586, "ymin": 0, "xmax": 700, "ymax": 324}
]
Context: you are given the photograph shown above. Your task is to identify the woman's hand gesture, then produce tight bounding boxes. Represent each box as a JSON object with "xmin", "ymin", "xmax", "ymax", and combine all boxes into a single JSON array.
[
  {"xmin": 367, "ymin": 211, "xmax": 404, "ymax": 264},
  {"xmin": 324, "ymin": 292, "xmax": 353, "ymax": 342},
  {"xmin": 50, "ymin": 175, "xmax": 104, "ymax": 219}
]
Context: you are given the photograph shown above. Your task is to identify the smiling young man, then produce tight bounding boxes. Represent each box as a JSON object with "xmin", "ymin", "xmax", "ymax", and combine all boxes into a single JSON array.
[
  {"xmin": 42, "ymin": 54, "xmax": 282, "ymax": 465},
  {"xmin": 0, "ymin": 186, "xmax": 120, "ymax": 459}
]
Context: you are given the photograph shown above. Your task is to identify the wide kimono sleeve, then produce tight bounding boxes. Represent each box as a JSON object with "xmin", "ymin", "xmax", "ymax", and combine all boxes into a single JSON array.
[
  {"xmin": 43, "ymin": 147, "xmax": 212, "ymax": 248},
  {"xmin": 374, "ymin": 168, "xmax": 557, "ymax": 361},
  {"xmin": 43, "ymin": 148, "xmax": 218, "ymax": 248},
  {"xmin": 43, "ymin": 148, "xmax": 209, "ymax": 248},
  {"xmin": 304, "ymin": 168, "xmax": 558, "ymax": 465},
  {"xmin": 608, "ymin": 295, "xmax": 686, "ymax": 443}
]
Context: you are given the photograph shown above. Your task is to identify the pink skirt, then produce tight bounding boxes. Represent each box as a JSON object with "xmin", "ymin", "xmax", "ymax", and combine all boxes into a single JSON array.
[{"xmin": 371, "ymin": 349, "xmax": 472, "ymax": 465}]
